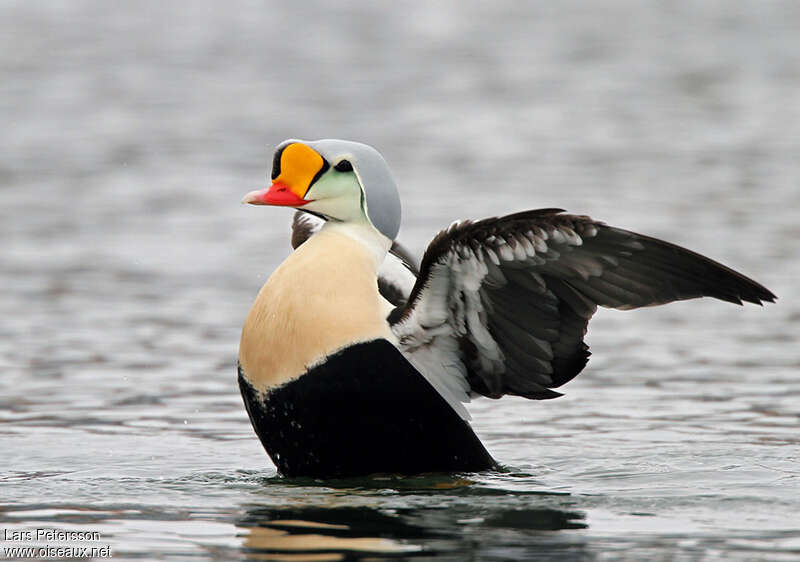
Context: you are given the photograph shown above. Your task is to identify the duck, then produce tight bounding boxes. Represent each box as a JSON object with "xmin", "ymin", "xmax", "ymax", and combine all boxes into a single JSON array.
[{"xmin": 238, "ymin": 138, "xmax": 776, "ymax": 478}]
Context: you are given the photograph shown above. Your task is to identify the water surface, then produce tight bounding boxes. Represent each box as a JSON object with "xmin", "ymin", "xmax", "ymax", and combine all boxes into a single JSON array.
[{"xmin": 2, "ymin": 1, "xmax": 799, "ymax": 559}]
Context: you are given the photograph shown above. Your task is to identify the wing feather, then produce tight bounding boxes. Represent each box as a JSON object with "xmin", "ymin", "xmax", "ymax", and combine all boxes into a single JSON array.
[{"xmin": 391, "ymin": 209, "xmax": 775, "ymax": 411}]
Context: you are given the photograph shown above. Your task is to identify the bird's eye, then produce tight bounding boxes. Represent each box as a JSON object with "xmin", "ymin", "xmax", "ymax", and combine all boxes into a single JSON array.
[{"xmin": 334, "ymin": 160, "xmax": 353, "ymax": 172}]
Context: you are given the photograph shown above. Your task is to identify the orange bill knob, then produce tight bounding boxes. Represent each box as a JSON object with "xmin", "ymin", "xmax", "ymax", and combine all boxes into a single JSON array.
[{"xmin": 242, "ymin": 142, "xmax": 327, "ymax": 206}]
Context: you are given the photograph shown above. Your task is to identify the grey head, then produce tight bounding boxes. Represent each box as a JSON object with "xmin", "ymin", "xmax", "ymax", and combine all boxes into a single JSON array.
[{"xmin": 277, "ymin": 138, "xmax": 402, "ymax": 240}]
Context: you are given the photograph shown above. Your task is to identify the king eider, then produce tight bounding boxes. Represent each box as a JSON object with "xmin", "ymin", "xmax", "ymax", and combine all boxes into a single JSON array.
[{"xmin": 238, "ymin": 139, "xmax": 776, "ymax": 478}]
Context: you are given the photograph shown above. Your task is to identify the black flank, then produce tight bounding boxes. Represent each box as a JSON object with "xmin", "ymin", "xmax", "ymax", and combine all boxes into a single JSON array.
[{"xmin": 238, "ymin": 339, "xmax": 497, "ymax": 478}]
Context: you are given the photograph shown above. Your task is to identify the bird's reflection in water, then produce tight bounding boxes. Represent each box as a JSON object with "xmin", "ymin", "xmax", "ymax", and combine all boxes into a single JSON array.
[
  {"xmin": 237, "ymin": 476, "xmax": 587, "ymax": 560},
  {"xmin": 238, "ymin": 508, "xmax": 423, "ymax": 560}
]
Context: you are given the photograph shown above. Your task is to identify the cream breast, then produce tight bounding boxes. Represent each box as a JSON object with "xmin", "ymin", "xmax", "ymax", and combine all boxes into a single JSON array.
[{"xmin": 239, "ymin": 227, "xmax": 394, "ymax": 392}]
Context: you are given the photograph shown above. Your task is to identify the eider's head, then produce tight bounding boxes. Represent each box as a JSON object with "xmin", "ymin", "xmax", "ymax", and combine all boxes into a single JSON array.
[{"xmin": 242, "ymin": 139, "xmax": 401, "ymax": 241}]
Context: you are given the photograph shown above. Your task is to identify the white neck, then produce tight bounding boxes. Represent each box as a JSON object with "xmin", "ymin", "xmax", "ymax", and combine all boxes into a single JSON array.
[{"xmin": 320, "ymin": 220, "xmax": 392, "ymax": 267}]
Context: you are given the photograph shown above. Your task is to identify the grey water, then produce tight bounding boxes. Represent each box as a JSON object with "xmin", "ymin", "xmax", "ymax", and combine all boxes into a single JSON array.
[{"xmin": 2, "ymin": 1, "xmax": 799, "ymax": 560}]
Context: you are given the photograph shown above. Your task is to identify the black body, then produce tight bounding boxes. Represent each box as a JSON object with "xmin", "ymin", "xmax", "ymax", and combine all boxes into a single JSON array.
[{"xmin": 238, "ymin": 339, "xmax": 497, "ymax": 478}]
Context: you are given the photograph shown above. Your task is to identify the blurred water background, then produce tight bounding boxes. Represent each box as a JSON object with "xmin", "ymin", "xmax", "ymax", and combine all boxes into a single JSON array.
[{"xmin": 1, "ymin": 1, "xmax": 799, "ymax": 560}]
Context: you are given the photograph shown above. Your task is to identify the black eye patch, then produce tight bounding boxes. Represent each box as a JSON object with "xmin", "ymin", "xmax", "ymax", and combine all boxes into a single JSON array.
[
  {"xmin": 271, "ymin": 144, "xmax": 288, "ymax": 180},
  {"xmin": 334, "ymin": 160, "xmax": 353, "ymax": 172}
]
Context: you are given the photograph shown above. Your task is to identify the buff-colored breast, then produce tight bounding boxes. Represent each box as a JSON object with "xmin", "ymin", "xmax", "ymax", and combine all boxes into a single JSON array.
[{"xmin": 239, "ymin": 228, "xmax": 394, "ymax": 391}]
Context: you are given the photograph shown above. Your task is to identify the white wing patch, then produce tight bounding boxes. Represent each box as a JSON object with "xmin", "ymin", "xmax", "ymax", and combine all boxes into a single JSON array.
[
  {"xmin": 392, "ymin": 219, "xmax": 590, "ymax": 420},
  {"xmin": 378, "ymin": 249, "xmax": 417, "ymax": 299}
]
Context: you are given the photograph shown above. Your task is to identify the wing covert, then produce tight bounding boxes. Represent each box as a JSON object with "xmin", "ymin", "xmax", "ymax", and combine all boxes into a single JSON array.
[{"xmin": 391, "ymin": 209, "xmax": 775, "ymax": 405}]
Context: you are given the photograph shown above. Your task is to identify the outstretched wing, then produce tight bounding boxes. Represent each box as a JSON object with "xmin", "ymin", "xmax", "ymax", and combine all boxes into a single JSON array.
[
  {"xmin": 391, "ymin": 209, "xmax": 776, "ymax": 415},
  {"xmin": 291, "ymin": 211, "xmax": 419, "ymax": 308}
]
